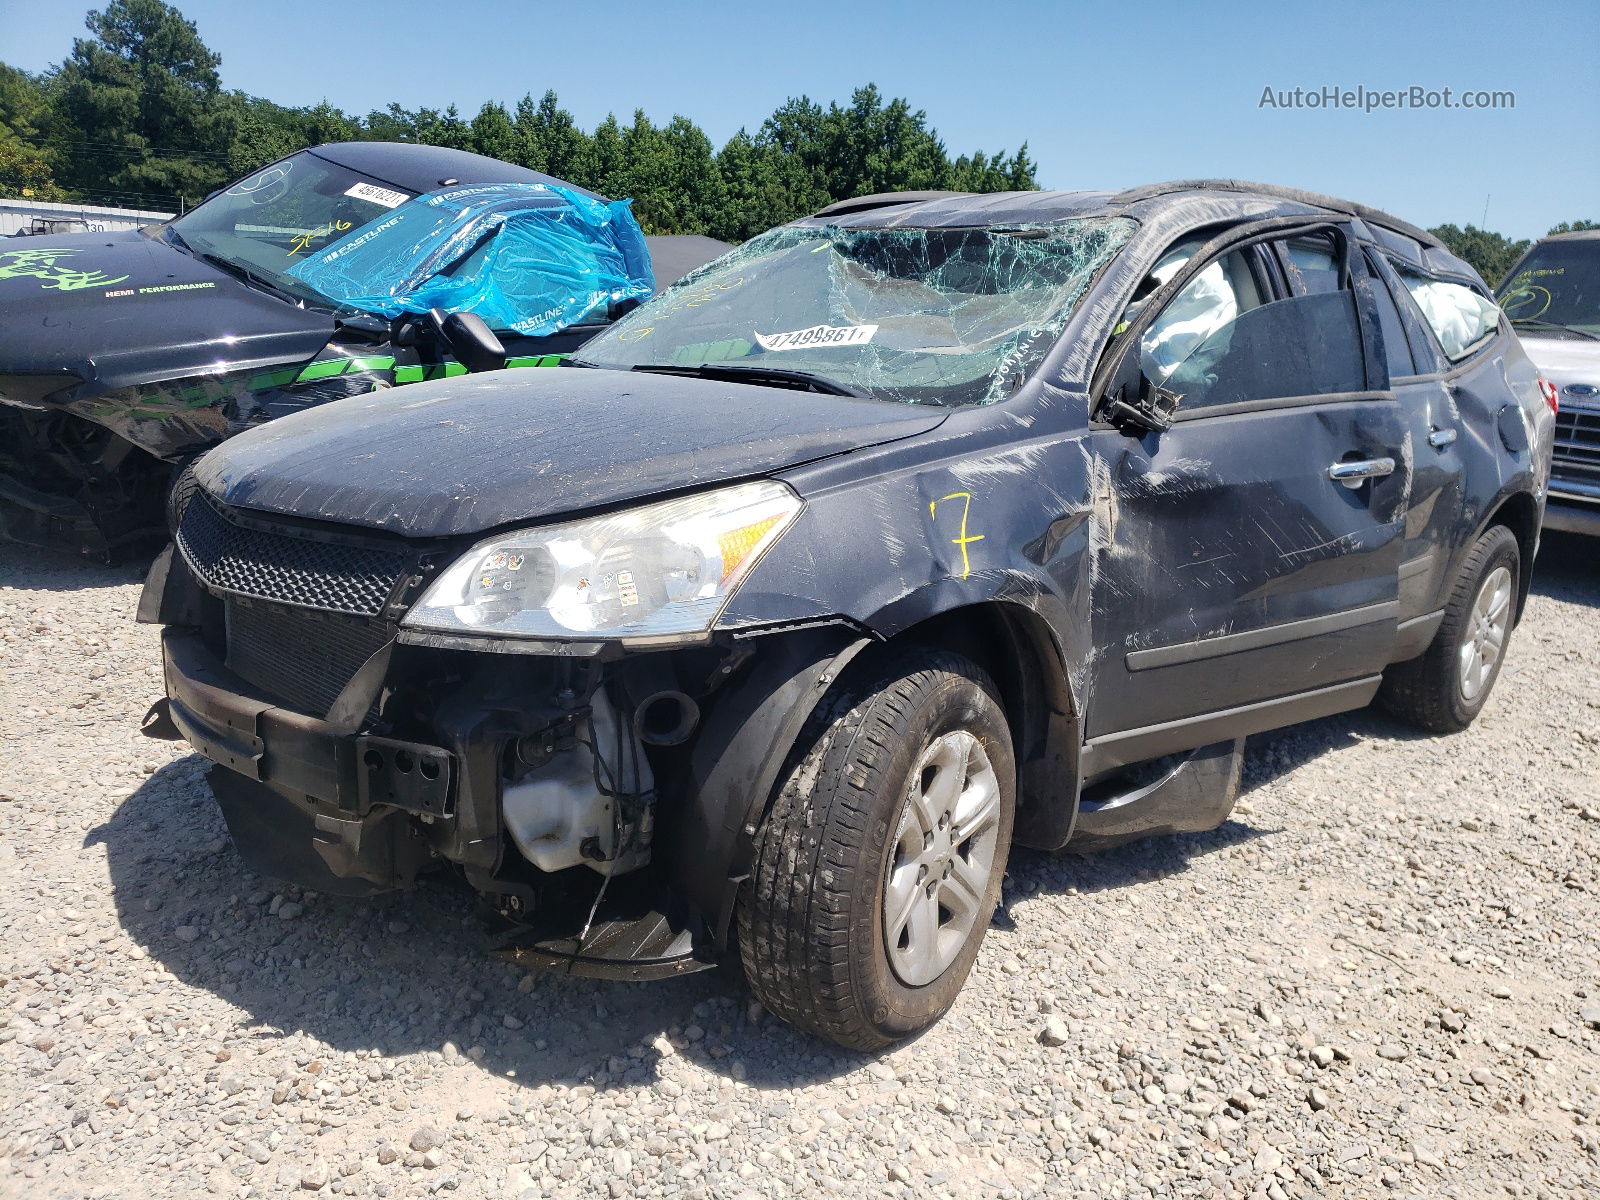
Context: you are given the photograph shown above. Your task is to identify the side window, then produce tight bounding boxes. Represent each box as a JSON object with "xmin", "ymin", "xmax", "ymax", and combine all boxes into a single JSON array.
[
  {"xmin": 1363, "ymin": 250, "xmax": 1416, "ymax": 380},
  {"xmin": 1115, "ymin": 235, "xmax": 1209, "ymax": 336},
  {"xmin": 1280, "ymin": 237, "xmax": 1342, "ymax": 295},
  {"xmin": 1140, "ymin": 233, "xmax": 1365, "ymax": 411},
  {"xmin": 1139, "ymin": 249, "xmax": 1262, "ymax": 394},
  {"xmin": 1396, "ymin": 268, "xmax": 1502, "ymax": 362}
]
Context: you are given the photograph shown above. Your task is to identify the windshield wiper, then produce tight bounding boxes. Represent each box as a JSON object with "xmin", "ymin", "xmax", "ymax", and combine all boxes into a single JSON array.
[
  {"xmin": 629, "ymin": 362, "xmax": 865, "ymax": 397},
  {"xmin": 160, "ymin": 225, "xmax": 194, "ymax": 255},
  {"xmin": 164, "ymin": 230, "xmax": 310, "ymax": 308},
  {"xmin": 1508, "ymin": 317, "xmax": 1600, "ymax": 342},
  {"xmin": 193, "ymin": 251, "xmax": 309, "ymax": 307}
]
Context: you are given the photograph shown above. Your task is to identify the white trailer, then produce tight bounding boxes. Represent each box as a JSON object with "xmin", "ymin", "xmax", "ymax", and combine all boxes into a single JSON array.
[{"xmin": 0, "ymin": 198, "xmax": 173, "ymax": 237}]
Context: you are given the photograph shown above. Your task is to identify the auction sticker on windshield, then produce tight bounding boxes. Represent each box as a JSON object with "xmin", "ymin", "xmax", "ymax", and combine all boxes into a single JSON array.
[
  {"xmin": 755, "ymin": 323, "xmax": 878, "ymax": 352},
  {"xmin": 344, "ymin": 182, "xmax": 410, "ymax": 209}
]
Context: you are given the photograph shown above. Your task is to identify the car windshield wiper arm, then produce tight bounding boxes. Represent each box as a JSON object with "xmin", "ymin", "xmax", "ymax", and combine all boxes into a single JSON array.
[
  {"xmin": 162, "ymin": 223, "xmax": 337, "ymax": 310},
  {"xmin": 629, "ymin": 362, "xmax": 865, "ymax": 397},
  {"xmin": 1509, "ymin": 317, "xmax": 1600, "ymax": 342},
  {"xmin": 160, "ymin": 225, "xmax": 194, "ymax": 255},
  {"xmin": 182, "ymin": 247, "xmax": 309, "ymax": 308}
]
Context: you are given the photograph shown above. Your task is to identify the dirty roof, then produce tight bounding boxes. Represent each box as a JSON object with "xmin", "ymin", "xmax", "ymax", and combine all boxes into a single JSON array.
[{"xmin": 804, "ymin": 179, "xmax": 1442, "ymax": 251}]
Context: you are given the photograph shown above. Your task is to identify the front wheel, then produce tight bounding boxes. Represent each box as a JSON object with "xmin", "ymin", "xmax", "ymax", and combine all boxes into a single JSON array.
[
  {"xmin": 737, "ymin": 650, "xmax": 1015, "ymax": 1050},
  {"xmin": 1378, "ymin": 524, "xmax": 1520, "ymax": 733}
]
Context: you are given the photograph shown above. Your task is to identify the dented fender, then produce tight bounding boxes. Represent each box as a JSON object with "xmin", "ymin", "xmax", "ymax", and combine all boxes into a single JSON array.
[{"xmin": 723, "ymin": 389, "xmax": 1103, "ymax": 714}]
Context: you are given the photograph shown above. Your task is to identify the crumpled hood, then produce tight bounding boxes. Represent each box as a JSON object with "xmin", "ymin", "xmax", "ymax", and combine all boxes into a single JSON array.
[
  {"xmin": 0, "ymin": 230, "xmax": 333, "ymax": 393},
  {"xmin": 195, "ymin": 368, "xmax": 948, "ymax": 537}
]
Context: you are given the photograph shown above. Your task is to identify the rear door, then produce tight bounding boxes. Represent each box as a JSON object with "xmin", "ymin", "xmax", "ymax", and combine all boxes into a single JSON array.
[
  {"xmin": 1362, "ymin": 249, "xmax": 1468, "ymax": 629},
  {"xmin": 1081, "ymin": 223, "xmax": 1407, "ymax": 770}
]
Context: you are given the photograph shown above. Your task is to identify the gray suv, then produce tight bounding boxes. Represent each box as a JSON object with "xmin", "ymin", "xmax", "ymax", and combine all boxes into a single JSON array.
[{"xmin": 140, "ymin": 181, "xmax": 1554, "ymax": 1050}]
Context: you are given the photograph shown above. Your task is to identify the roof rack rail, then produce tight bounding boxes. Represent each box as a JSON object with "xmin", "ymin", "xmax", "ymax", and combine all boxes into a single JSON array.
[{"xmin": 811, "ymin": 190, "xmax": 976, "ymax": 219}]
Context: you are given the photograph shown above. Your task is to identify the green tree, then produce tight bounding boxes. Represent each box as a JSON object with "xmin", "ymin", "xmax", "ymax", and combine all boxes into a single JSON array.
[
  {"xmin": 713, "ymin": 129, "xmax": 824, "ymax": 241},
  {"xmin": 1427, "ymin": 223, "xmax": 1530, "ymax": 284},
  {"xmin": 0, "ymin": 64, "xmax": 68, "ymax": 199},
  {"xmin": 21, "ymin": 7, "xmax": 1042, "ymax": 236},
  {"xmin": 54, "ymin": 0, "xmax": 238, "ymax": 206},
  {"xmin": 0, "ymin": 64, "xmax": 57, "ymax": 149},
  {"xmin": 1547, "ymin": 220, "xmax": 1599, "ymax": 235},
  {"xmin": 468, "ymin": 101, "xmax": 517, "ymax": 164},
  {"xmin": 610, "ymin": 112, "xmax": 725, "ymax": 234},
  {"xmin": 949, "ymin": 145, "xmax": 1038, "ymax": 193},
  {"xmin": 744, "ymin": 84, "xmax": 1034, "ymax": 233},
  {"xmin": 1003, "ymin": 143, "xmax": 1038, "ymax": 190},
  {"xmin": 823, "ymin": 85, "xmax": 949, "ymax": 196},
  {"xmin": 949, "ymin": 150, "xmax": 1007, "ymax": 193},
  {"xmin": 225, "ymin": 95, "xmax": 302, "ymax": 176},
  {"xmin": 575, "ymin": 113, "xmax": 627, "ymax": 199},
  {"xmin": 0, "ymin": 142, "xmax": 69, "ymax": 200},
  {"xmin": 513, "ymin": 90, "xmax": 587, "ymax": 179},
  {"xmin": 363, "ymin": 103, "xmax": 422, "ymax": 143},
  {"xmin": 413, "ymin": 105, "xmax": 469, "ymax": 151},
  {"xmin": 301, "ymin": 101, "xmax": 358, "ymax": 146}
]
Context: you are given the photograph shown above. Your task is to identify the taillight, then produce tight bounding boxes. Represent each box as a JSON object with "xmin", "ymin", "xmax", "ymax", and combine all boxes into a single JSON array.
[{"xmin": 1537, "ymin": 378, "xmax": 1559, "ymax": 414}]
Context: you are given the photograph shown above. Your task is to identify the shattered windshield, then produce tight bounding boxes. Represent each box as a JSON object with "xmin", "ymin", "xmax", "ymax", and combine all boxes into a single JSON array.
[
  {"xmin": 1497, "ymin": 239, "xmax": 1600, "ymax": 338},
  {"xmin": 572, "ymin": 216, "xmax": 1136, "ymax": 407},
  {"xmin": 162, "ymin": 151, "xmax": 419, "ymax": 309}
]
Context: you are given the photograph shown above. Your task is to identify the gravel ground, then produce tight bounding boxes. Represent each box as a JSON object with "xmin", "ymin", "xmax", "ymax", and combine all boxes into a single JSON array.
[{"xmin": 2, "ymin": 536, "xmax": 1597, "ymax": 1200}]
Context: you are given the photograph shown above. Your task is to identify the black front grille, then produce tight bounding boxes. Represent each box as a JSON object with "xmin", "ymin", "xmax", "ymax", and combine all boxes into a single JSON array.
[
  {"xmin": 176, "ymin": 491, "xmax": 408, "ymax": 617},
  {"xmin": 1553, "ymin": 406, "xmax": 1600, "ymax": 490},
  {"xmin": 226, "ymin": 599, "xmax": 392, "ymax": 718}
]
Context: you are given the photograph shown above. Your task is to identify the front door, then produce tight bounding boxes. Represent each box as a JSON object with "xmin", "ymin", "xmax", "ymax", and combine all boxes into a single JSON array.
[{"xmin": 1081, "ymin": 225, "xmax": 1407, "ymax": 770}]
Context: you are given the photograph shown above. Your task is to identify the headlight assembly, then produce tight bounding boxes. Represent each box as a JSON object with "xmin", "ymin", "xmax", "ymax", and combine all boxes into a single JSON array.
[{"xmin": 402, "ymin": 480, "xmax": 801, "ymax": 641}]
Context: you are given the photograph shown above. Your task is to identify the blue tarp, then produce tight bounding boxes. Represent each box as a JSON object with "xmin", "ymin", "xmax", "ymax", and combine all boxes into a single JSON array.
[{"xmin": 287, "ymin": 183, "xmax": 654, "ymax": 336}]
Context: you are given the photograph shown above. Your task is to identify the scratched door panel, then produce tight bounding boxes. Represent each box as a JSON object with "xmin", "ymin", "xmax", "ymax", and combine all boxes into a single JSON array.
[
  {"xmin": 1083, "ymin": 398, "xmax": 1405, "ymax": 738},
  {"xmin": 1393, "ymin": 376, "xmax": 1462, "ymax": 616}
]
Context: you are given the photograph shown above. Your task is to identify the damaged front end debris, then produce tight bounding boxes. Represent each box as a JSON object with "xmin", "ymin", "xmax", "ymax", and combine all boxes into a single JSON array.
[{"xmin": 136, "ymin": 478, "xmax": 830, "ymax": 979}]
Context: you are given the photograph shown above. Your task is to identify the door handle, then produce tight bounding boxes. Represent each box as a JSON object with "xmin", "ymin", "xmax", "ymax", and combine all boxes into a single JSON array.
[
  {"xmin": 1328, "ymin": 457, "xmax": 1396, "ymax": 489},
  {"xmin": 1427, "ymin": 428, "xmax": 1458, "ymax": 449}
]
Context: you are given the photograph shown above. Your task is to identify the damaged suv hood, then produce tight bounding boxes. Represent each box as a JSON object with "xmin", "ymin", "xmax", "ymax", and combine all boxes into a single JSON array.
[
  {"xmin": 0, "ymin": 230, "xmax": 333, "ymax": 392},
  {"xmin": 195, "ymin": 368, "xmax": 948, "ymax": 536}
]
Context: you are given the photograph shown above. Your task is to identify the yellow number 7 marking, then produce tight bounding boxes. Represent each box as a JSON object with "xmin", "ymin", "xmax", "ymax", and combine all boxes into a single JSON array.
[{"xmin": 929, "ymin": 491, "xmax": 985, "ymax": 580}]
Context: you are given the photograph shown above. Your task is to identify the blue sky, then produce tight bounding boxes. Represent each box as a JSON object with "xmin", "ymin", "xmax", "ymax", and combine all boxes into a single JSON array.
[{"xmin": 9, "ymin": 0, "xmax": 1595, "ymax": 239}]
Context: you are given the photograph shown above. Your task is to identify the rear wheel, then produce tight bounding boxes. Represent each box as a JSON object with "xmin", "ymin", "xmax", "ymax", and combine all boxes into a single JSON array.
[
  {"xmin": 1379, "ymin": 524, "xmax": 1520, "ymax": 733},
  {"xmin": 737, "ymin": 649, "xmax": 1015, "ymax": 1050}
]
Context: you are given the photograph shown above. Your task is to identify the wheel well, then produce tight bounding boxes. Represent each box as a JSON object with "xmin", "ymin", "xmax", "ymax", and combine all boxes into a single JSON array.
[
  {"xmin": 876, "ymin": 604, "xmax": 1081, "ymax": 850},
  {"xmin": 1483, "ymin": 491, "xmax": 1539, "ymax": 621}
]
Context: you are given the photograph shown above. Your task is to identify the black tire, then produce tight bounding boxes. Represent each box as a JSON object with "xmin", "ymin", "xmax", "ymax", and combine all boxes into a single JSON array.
[
  {"xmin": 737, "ymin": 649, "xmax": 1015, "ymax": 1051},
  {"xmin": 1378, "ymin": 524, "xmax": 1520, "ymax": 733}
]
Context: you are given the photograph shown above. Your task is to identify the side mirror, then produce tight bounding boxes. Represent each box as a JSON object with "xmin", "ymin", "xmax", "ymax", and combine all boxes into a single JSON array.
[
  {"xmin": 1100, "ymin": 367, "xmax": 1178, "ymax": 435},
  {"xmin": 437, "ymin": 311, "xmax": 507, "ymax": 373}
]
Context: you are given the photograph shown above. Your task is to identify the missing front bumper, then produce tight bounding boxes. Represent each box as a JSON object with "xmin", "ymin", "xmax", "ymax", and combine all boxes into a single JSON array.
[
  {"xmin": 154, "ymin": 627, "xmax": 459, "ymax": 890},
  {"xmin": 156, "ymin": 629, "xmax": 456, "ymax": 816}
]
